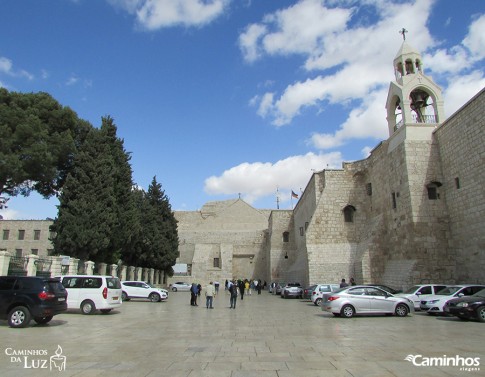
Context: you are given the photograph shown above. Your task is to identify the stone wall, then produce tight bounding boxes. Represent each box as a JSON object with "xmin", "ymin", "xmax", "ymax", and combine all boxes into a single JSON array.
[{"xmin": 434, "ymin": 88, "xmax": 485, "ymax": 283}]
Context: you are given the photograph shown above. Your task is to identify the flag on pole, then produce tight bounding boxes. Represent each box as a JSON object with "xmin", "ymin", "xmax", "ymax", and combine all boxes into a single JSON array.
[{"xmin": 291, "ymin": 190, "xmax": 299, "ymax": 199}]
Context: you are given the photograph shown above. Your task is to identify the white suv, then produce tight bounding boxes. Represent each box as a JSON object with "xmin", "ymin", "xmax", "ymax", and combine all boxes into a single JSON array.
[
  {"xmin": 59, "ymin": 275, "xmax": 122, "ymax": 315},
  {"xmin": 121, "ymin": 281, "xmax": 168, "ymax": 302}
]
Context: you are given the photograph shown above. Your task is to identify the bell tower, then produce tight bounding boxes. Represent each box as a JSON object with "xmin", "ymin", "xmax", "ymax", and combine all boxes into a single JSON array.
[{"xmin": 385, "ymin": 29, "xmax": 445, "ymax": 144}]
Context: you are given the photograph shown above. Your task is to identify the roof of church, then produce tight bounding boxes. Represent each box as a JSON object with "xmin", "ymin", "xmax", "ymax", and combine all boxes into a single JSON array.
[{"xmin": 394, "ymin": 40, "xmax": 420, "ymax": 59}]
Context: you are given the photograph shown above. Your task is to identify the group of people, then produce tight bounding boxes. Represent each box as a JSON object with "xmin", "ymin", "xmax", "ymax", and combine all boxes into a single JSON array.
[
  {"xmin": 189, "ymin": 278, "xmax": 267, "ymax": 309},
  {"xmin": 339, "ymin": 277, "xmax": 356, "ymax": 287}
]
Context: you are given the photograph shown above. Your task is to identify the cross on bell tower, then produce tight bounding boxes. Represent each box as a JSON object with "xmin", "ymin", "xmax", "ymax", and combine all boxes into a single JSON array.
[{"xmin": 399, "ymin": 28, "xmax": 408, "ymax": 41}]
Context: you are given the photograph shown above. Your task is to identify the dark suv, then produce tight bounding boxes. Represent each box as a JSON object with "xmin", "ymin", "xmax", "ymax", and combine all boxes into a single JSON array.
[{"xmin": 0, "ymin": 276, "xmax": 68, "ymax": 328}]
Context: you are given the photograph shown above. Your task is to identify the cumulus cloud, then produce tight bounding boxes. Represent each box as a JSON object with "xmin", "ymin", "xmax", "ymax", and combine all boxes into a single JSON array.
[
  {"xmin": 0, "ymin": 56, "xmax": 34, "ymax": 80},
  {"xmin": 108, "ymin": 0, "xmax": 230, "ymax": 29},
  {"xmin": 204, "ymin": 152, "xmax": 342, "ymax": 204},
  {"xmin": 241, "ymin": 0, "xmax": 436, "ymax": 128},
  {"xmin": 463, "ymin": 14, "xmax": 485, "ymax": 61},
  {"xmin": 443, "ymin": 71, "xmax": 485, "ymax": 116},
  {"xmin": 308, "ymin": 88, "xmax": 388, "ymax": 150}
]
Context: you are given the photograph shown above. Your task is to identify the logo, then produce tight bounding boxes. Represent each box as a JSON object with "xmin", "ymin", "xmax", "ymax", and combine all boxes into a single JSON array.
[
  {"xmin": 5, "ymin": 345, "xmax": 67, "ymax": 371},
  {"xmin": 405, "ymin": 354, "xmax": 480, "ymax": 372}
]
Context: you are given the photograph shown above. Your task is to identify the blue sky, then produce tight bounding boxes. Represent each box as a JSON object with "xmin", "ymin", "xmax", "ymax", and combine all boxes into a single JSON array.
[{"xmin": 1, "ymin": 0, "xmax": 484, "ymax": 220}]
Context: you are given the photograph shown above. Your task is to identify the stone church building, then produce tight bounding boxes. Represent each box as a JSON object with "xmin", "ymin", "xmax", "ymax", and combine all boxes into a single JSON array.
[
  {"xmin": 171, "ymin": 40, "xmax": 484, "ymax": 289},
  {"xmin": 1, "ymin": 40, "xmax": 484, "ymax": 290}
]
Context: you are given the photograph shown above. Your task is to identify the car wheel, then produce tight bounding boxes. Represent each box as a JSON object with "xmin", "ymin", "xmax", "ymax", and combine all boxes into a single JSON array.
[
  {"xmin": 100, "ymin": 309, "xmax": 112, "ymax": 314},
  {"xmin": 395, "ymin": 304, "xmax": 409, "ymax": 317},
  {"xmin": 149, "ymin": 293, "xmax": 161, "ymax": 302},
  {"xmin": 315, "ymin": 298, "xmax": 322, "ymax": 306},
  {"xmin": 34, "ymin": 316, "xmax": 53, "ymax": 324},
  {"xmin": 8, "ymin": 306, "xmax": 31, "ymax": 328},
  {"xmin": 477, "ymin": 306, "xmax": 485, "ymax": 322},
  {"xmin": 341, "ymin": 304, "xmax": 355, "ymax": 318},
  {"xmin": 81, "ymin": 300, "xmax": 96, "ymax": 315},
  {"xmin": 284, "ymin": 292, "xmax": 288, "ymax": 299},
  {"xmin": 172, "ymin": 287, "xmax": 177, "ymax": 292},
  {"xmin": 121, "ymin": 291, "xmax": 130, "ymax": 301}
]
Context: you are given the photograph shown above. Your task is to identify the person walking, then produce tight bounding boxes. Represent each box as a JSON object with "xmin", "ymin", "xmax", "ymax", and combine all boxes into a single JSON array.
[
  {"xmin": 205, "ymin": 281, "xmax": 215, "ymax": 309},
  {"xmin": 245, "ymin": 280, "xmax": 251, "ymax": 296},
  {"xmin": 190, "ymin": 283, "xmax": 198, "ymax": 306},
  {"xmin": 238, "ymin": 279, "xmax": 245, "ymax": 300},
  {"xmin": 350, "ymin": 277, "xmax": 356, "ymax": 286},
  {"xmin": 229, "ymin": 281, "xmax": 238, "ymax": 309}
]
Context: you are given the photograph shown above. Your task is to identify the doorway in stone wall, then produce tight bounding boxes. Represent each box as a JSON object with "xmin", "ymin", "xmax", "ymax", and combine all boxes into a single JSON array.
[{"xmin": 232, "ymin": 254, "xmax": 255, "ymax": 280}]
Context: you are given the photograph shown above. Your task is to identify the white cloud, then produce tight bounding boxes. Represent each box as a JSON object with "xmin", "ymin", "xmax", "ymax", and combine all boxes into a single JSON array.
[
  {"xmin": 243, "ymin": 0, "xmax": 436, "ymax": 128},
  {"xmin": 0, "ymin": 208, "xmax": 21, "ymax": 220},
  {"xmin": 0, "ymin": 56, "xmax": 34, "ymax": 80},
  {"xmin": 308, "ymin": 88, "xmax": 388, "ymax": 150},
  {"xmin": 463, "ymin": 14, "xmax": 485, "ymax": 61},
  {"xmin": 443, "ymin": 71, "xmax": 485, "ymax": 116},
  {"xmin": 204, "ymin": 152, "xmax": 342, "ymax": 204},
  {"xmin": 108, "ymin": 0, "xmax": 230, "ymax": 29}
]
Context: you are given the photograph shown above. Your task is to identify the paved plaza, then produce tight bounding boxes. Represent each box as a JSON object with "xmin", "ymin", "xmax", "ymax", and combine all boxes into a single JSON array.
[{"xmin": 0, "ymin": 290, "xmax": 483, "ymax": 377}]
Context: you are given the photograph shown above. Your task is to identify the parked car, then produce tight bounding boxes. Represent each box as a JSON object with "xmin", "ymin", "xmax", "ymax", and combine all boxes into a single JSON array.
[
  {"xmin": 303, "ymin": 285, "xmax": 317, "ymax": 300},
  {"xmin": 322, "ymin": 285, "xmax": 414, "ymax": 318},
  {"xmin": 59, "ymin": 275, "xmax": 122, "ymax": 315},
  {"xmin": 395, "ymin": 284, "xmax": 448, "ymax": 310},
  {"xmin": 311, "ymin": 284, "xmax": 341, "ymax": 306},
  {"xmin": 420, "ymin": 285, "xmax": 485, "ymax": 315},
  {"xmin": 121, "ymin": 281, "xmax": 168, "ymax": 302},
  {"xmin": 281, "ymin": 283, "xmax": 303, "ymax": 299},
  {"xmin": 169, "ymin": 282, "xmax": 191, "ymax": 292},
  {"xmin": 0, "ymin": 276, "xmax": 67, "ymax": 328},
  {"xmin": 444, "ymin": 288, "xmax": 485, "ymax": 322}
]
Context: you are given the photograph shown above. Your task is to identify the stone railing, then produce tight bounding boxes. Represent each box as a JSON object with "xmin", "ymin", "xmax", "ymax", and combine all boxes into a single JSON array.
[{"xmin": 0, "ymin": 250, "xmax": 166, "ymax": 286}]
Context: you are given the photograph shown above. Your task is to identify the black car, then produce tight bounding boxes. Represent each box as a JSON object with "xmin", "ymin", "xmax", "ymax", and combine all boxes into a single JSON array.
[
  {"xmin": 0, "ymin": 276, "xmax": 68, "ymax": 328},
  {"xmin": 444, "ymin": 288, "xmax": 485, "ymax": 322}
]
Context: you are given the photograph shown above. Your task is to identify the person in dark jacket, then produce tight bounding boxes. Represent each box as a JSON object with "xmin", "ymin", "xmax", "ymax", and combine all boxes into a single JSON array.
[
  {"xmin": 238, "ymin": 279, "xmax": 245, "ymax": 300},
  {"xmin": 190, "ymin": 283, "xmax": 198, "ymax": 306},
  {"xmin": 229, "ymin": 281, "xmax": 238, "ymax": 309}
]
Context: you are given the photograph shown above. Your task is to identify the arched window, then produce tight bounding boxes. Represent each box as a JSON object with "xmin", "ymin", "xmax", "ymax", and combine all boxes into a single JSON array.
[
  {"xmin": 282, "ymin": 232, "xmax": 289, "ymax": 242},
  {"xmin": 343, "ymin": 205, "xmax": 356, "ymax": 223}
]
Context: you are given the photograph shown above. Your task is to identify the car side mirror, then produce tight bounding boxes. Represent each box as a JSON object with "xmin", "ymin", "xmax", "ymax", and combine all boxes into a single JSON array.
[
  {"xmin": 416, "ymin": 292, "xmax": 421, "ymax": 295},
  {"xmin": 457, "ymin": 293, "xmax": 464, "ymax": 297}
]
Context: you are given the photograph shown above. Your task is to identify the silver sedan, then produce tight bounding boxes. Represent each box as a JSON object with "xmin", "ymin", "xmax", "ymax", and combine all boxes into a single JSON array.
[{"xmin": 322, "ymin": 285, "xmax": 414, "ymax": 318}]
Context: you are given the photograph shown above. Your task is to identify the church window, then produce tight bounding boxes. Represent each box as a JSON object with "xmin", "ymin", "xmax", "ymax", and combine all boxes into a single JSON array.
[
  {"xmin": 2, "ymin": 229, "xmax": 9, "ymax": 240},
  {"xmin": 426, "ymin": 181, "xmax": 442, "ymax": 200},
  {"xmin": 283, "ymin": 232, "xmax": 289, "ymax": 242},
  {"xmin": 305, "ymin": 222, "xmax": 309, "ymax": 230},
  {"xmin": 392, "ymin": 192, "xmax": 397, "ymax": 209},
  {"xmin": 213, "ymin": 258, "xmax": 220, "ymax": 268},
  {"xmin": 343, "ymin": 205, "xmax": 356, "ymax": 223},
  {"xmin": 405, "ymin": 59, "xmax": 414, "ymax": 74},
  {"xmin": 366, "ymin": 183, "xmax": 372, "ymax": 196},
  {"xmin": 455, "ymin": 177, "xmax": 460, "ymax": 189},
  {"xmin": 299, "ymin": 227, "xmax": 304, "ymax": 236},
  {"xmin": 18, "ymin": 230, "xmax": 25, "ymax": 240}
]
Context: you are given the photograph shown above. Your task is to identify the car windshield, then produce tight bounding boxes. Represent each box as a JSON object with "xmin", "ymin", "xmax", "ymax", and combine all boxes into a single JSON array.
[
  {"xmin": 403, "ymin": 285, "xmax": 420, "ymax": 294},
  {"xmin": 472, "ymin": 289, "xmax": 485, "ymax": 297},
  {"xmin": 436, "ymin": 286, "xmax": 462, "ymax": 296}
]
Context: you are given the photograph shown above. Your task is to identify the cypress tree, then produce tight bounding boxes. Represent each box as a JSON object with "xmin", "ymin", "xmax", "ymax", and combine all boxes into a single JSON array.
[{"xmin": 51, "ymin": 127, "xmax": 117, "ymax": 262}]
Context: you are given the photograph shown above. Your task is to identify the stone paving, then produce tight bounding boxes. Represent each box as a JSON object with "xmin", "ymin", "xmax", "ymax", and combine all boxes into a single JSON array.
[{"xmin": 0, "ymin": 290, "xmax": 483, "ymax": 377}]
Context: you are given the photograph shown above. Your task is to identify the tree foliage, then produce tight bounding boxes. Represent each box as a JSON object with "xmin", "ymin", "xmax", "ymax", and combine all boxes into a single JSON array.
[
  {"xmin": 128, "ymin": 177, "xmax": 179, "ymax": 271},
  {"xmin": 0, "ymin": 88, "xmax": 91, "ymax": 208}
]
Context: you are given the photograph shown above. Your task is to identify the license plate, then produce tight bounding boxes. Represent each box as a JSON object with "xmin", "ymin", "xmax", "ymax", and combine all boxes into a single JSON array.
[
  {"xmin": 113, "ymin": 297, "xmax": 119, "ymax": 300},
  {"xmin": 58, "ymin": 297, "xmax": 66, "ymax": 301}
]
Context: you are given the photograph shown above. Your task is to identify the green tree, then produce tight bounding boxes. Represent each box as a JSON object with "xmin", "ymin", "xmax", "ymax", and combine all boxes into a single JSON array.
[
  {"xmin": 51, "ymin": 126, "xmax": 118, "ymax": 262},
  {"xmin": 138, "ymin": 177, "xmax": 179, "ymax": 271},
  {"xmin": 0, "ymin": 88, "xmax": 91, "ymax": 208},
  {"xmin": 99, "ymin": 116, "xmax": 140, "ymax": 263}
]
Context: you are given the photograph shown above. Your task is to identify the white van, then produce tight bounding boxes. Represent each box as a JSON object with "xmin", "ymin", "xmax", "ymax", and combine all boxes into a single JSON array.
[{"xmin": 59, "ymin": 275, "xmax": 122, "ymax": 314}]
